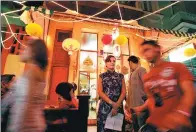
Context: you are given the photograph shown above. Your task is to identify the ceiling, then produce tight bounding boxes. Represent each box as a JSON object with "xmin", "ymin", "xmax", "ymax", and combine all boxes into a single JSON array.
[{"xmin": 45, "ymin": 1, "xmax": 145, "ymax": 20}]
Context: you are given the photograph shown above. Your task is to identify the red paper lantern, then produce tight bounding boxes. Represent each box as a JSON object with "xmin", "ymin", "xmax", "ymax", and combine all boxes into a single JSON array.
[{"xmin": 102, "ymin": 35, "xmax": 112, "ymax": 45}]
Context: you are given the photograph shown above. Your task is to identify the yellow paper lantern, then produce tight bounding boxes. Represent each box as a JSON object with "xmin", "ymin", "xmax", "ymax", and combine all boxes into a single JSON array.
[
  {"xmin": 25, "ymin": 23, "xmax": 43, "ymax": 37},
  {"xmin": 116, "ymin": 35, "xmax": 128, "ymax": 45},
  {"xmin": 62, "ymin": 38, "xmax": 80, "ymax": 55},
  {"xmin": 184, "ymin": 48, "xmax": 196, "ymax": 57}
]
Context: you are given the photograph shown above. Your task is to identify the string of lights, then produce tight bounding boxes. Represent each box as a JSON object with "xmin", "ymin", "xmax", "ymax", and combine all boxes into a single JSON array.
[
  {"xmin": 4, "ymin": 1, "xmax": 180, "ymax": 27},
  {"xmin": 76, "ymin": 1, "xmax": 79, "ymax": 13},
  {"xmin": 1, "ymin": 35, "xmax": 11, "ymax": 49},
  {"xmin": 38, "ymin": 1, "xmax": 117, "ymax": 23},
  {"xmin": 2, "ymin": 14, "xmax": 26, "ymax": 47},
  {"xmin": 1, "ymin": 30, "xmax": 29, "ymax": 36},
  {"xmin": 51, "ymin": 1, "xmax": 72, "ymax": 11},
  {"xmin": 1, "ymin": 34, "xmax": 14, "ymax": 43},
  {"xmin": 1, "ymin": 1, "xmax": 190, "ymax": 50},
  {"xmin": 117, "ymin": 1, "xmax": 123, "ymax": 23}
]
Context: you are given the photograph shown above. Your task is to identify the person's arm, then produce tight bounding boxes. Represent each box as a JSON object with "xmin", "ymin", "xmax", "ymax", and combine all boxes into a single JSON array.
[
  {"xmin": 116, "ymin": 78, "xmax": 126, "ymax": 105},
  {"xmin": 175, "ymin": 64, "xmax": 195, "ymax": 116},
  {"xmin": 134, "ymin": 99, "xmax": 149, "ymax": 114},
  {"xmin": 176, "ymin": 80, "xmax": 195, "ymax": 115},
  {"xmin": 138, "ymin": 67, "xmax": 147, "ymax": 84},
  {"xmin": 71, "ymin": 97, "xmax": 79, "ymax": 108}
]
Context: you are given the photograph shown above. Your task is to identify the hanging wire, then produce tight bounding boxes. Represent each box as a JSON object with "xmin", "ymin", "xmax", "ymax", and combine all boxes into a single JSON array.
[
  {"xmin": 76, "ymin": 1, "xmax": 79, "ymax": 13},
  {"xmin": 2, "ymin": 14, "xmax": 27, "ymax": 47},
  {"xmin": 1, "ymin": 35, "xmax": 11, "ymax": 49},
  {"xmin": 1, "ymin": 34, "xmax": 14, "ymax": 43},
  {"xmin": 116, "ymin": 1, "xmax": 123, "ymax": 23}
]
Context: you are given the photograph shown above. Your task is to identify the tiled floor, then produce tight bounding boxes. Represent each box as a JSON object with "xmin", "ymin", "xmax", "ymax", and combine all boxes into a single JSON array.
[{"xmin": 88, "ymin": 126, "xmax": 97, "ymax": 132}]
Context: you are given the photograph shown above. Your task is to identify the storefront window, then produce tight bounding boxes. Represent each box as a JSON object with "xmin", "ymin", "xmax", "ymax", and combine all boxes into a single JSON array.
[
  {"xmin": 79, "ymin": 33, "xmax": 98, "ymax": 120},
  {"xmin": 80, "ymin": 51, "xmax": 97, "ymax": 72},
  {"xmin": 81, "ymin": 33, "xmax": 98, "ymax": 51}
]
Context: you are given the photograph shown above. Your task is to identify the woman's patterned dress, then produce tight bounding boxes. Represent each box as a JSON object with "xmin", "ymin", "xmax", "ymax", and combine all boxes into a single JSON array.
[{"xmin": 97, "ymin": 70, "xmax": 125, "ymax": 132}]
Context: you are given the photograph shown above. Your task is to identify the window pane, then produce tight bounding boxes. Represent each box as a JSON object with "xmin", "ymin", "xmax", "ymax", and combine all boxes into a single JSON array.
[
  {"xmin": 81, "ymin": 33, "xmax": 98, "ymax": 51},
  {"xmin": 103, "ymin": 44, "xmax": 113, "ymax": 54},
  {"xmin": 79, "ymin": 72, "xmax": 89, "ymax": 94},
  {"xmin": 80, "ymin": 51, "xmax": 97, "ymax": 72},
  {"xmin": 58, "ymin": 31, "xmax": 71, "ymax": 42}
]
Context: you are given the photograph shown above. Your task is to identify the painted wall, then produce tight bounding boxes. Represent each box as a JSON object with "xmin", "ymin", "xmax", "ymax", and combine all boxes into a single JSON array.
[{"xmin": 3, "ymin": 54, "xmax": 25, "ymax": 77}]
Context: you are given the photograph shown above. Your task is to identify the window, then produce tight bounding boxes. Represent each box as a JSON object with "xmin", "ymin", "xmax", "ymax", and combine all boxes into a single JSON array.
[
  {"xmin": 81, "ymin": 33, "xmax": 98, "ymax": 51},
  {"xmin": 142, "ymin": 1, "xmax": 153, "ymax": 12},
  {"xmin": 57, "ymin": 31, "xmax": 71, "ymax": 42},
  {"xmin": 79, "ymin": 32, "xmax": 98, "ymax": 120},
  {"xmin": 80, "ymin": 51, "xmax": 97, "ymax": 72}
]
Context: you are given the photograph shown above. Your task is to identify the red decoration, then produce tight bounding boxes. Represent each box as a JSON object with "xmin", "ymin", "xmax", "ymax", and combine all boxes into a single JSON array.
[{"xmin": 102, "ymin": 35, "xmax": 112, "ymax": 45}]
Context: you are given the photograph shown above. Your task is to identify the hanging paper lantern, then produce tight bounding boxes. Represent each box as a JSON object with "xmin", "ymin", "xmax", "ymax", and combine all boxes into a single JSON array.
[
  {"xmin": 102, "ymin": 35, "xmax": 112, "ymax": 45},
  {"xmin": 112, "ymin": 27, "xmax": 119, "ymax": 40},
  {"xmin": 116, "ymin": 35, "xmax": 128, "ymax": 46},
  {"xmin": 20, "ymin": 10, "xmax": 33, "ymax": 24},
  {"xmin": 113, "ymin": 44, "xmax": 121, "ymax": 57},
  {"xmin": 184, "ymin": 48, "xmax": 196, "ymax": 57},
  {"xmin": 25, "ymin": 23, "xmax": 43, "ymax": 37},
  {"xmin": 62, "ymin": 38, "xmax": 80, "ymax": 55}
]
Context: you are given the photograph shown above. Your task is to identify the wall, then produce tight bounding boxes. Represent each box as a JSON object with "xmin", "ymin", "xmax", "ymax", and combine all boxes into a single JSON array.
[{"xmin": 3, "ymin": 54, "xmax": 25, "ymax": 77}]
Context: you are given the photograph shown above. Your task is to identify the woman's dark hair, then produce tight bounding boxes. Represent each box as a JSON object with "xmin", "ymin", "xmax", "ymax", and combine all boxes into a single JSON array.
[
  {"xmin": 128, "ymin": 55, "xmax": 140, "ymax": 64},
  {"xmin": 72, "ymin": 82, "xmax": 77, "ymax": 92},
  {"xmin": 27, "ymin": 39, "xmax": 48, "ymax": 70},
  {"xmin": 55, "ymin": 82, "xmax": 73, "ymax": 101},
  {"xmin": 104, "ymin": 55, "xmax": 116, "ymax": 63}
]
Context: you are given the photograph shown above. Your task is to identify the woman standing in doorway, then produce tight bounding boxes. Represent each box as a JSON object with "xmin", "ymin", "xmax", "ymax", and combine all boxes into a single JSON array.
[
  {"xmin": 6, "ymin": 39, "xmax": 48, "ymax": 132},
  {"xmin": 97, "ymin": 55, "xmax": 126, "ymax": 132}
]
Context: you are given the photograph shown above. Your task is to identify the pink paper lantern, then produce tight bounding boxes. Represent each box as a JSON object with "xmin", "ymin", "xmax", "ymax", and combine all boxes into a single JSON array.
[{"xmin": 102, "ymin": 35, "xmax": 112, "ymax": 45}]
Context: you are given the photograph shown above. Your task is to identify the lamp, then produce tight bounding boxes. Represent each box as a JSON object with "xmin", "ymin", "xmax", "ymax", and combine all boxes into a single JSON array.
[{"xmin": 62, "ymin": 38, "xmax": 80, "ymax": 55}]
